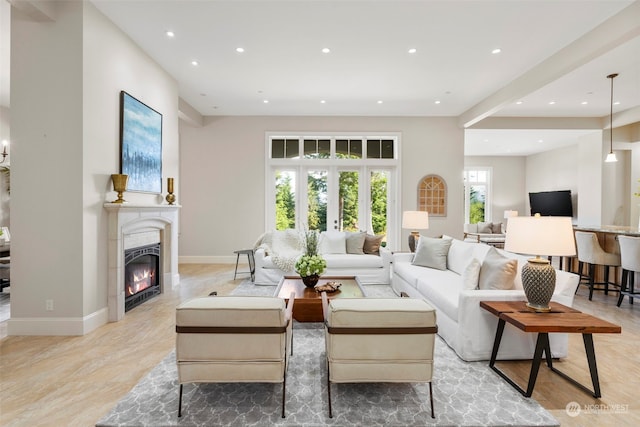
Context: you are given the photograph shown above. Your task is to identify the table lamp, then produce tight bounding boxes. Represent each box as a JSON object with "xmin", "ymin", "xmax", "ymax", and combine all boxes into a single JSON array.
[
  {"xmin": 504, "ymin": 214, "xmax": 575, "ymax": 312},
  {"xmin": 402, "ymin": 211, "xmax": 429, "ymax": 252}
]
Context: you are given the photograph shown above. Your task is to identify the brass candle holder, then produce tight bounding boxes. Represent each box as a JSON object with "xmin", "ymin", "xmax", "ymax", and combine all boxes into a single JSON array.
[
  {"xmin": 111, "ymin": 174, "xmax": 128, "ymax": 204},
  {"xmin": 166, "ymin": 177, "xmax": 176, "ymax": 205}
]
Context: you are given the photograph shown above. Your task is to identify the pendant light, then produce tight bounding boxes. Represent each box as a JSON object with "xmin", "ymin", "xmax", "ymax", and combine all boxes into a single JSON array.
[{"xmin": 605, "ymin": 73, "xmax": 618, "ymax": 163}]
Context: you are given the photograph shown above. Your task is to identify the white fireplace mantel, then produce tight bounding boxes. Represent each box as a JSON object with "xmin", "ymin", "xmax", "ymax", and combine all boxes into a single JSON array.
[{"xmin": 105, "ymin": 203, "xmax": 181, "ymax": 321}]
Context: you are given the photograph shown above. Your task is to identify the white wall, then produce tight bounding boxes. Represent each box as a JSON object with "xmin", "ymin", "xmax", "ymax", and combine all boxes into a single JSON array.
[
  {"xmin": 9, "ymin": 1, "xmax": 179, "ymax": 335},
  {"xmin": 179, "ymin": 116, "xmax": 463, "ymax": 260},
  {"xmin": 526, "ymin": 144, "xmax": 580, "ymax": 220},
  {"xmin": 464, "ymin": 156, "xmax": 526, "ymax": 222}
]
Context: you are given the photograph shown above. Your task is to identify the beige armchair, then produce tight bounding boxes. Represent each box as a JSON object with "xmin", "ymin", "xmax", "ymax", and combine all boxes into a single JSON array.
[
  {"xmin": 321, "ymin": 293, "xmax": 438, "ymax": 418},
  {"xmin": 175, "ymin": 293, "xmax": 294, "ymax": 418}
]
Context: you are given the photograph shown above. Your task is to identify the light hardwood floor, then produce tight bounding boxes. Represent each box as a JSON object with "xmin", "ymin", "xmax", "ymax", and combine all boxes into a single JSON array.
[{"xmin": 0, "ymin": 264, "xmax": 638, "ymax": 426}]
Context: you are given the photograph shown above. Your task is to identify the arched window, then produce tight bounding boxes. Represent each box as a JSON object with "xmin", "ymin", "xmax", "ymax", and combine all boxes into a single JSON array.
[{"xmin": 418, "ymin": 175, "xmax": 446, "ymax": 217}]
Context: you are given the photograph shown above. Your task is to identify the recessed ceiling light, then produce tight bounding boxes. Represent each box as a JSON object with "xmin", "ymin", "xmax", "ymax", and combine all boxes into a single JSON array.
[
  {"xmin": 408, "ymin": 48, "xmax": 417, "ymax": 54},
  {"xmin": 322, "ymin": 48, "xmax": 331, "ymax": 54},
  {"xmin": 491, "ymin": 48, "xmax": 501, "ymax": 54},
  {"xmin": 377, "ymin": 100, "xmax": 383, "ymax": 104},
  {"xmin": 548, "ymin": 101, "xmax": 556, "ymax": 105},
  {"xmin": 320, "ymin": 100, "xmax": 326, "ymax": 104},
  {"xmin": 434, "ymin": 100, "xmax": 441, "ymax": 104},
  {"xmin": 483, "ymin": 139, "xmax": 489, "ymax": 143},
  {"xmin": 236, "ymin": 47, "xmax": 245, "ymax": 53},
  {"xmin": 166, "ymin": 31, "xmax": 175, "ymax": 38},
  {"xmin": 191, "ymin": 60, "xmax": 199, "ymax": 66},
  {"xmin": 581, "ymin": 101, "xmax": 588, "ymax": 105},
  {"xmin": 516, "ymin": 101, "xmax": 523, "ymax": 105},
  {"xmin": 538, "ymin": 139, "xmax": 544, "ymax": 143},
  {"xmin": 263, "ymin": 100, "xmax": 269, "ymax": 104},
  {"xmin": 614, "ymin": 101, "xmax": 620, "ymax": 105}
]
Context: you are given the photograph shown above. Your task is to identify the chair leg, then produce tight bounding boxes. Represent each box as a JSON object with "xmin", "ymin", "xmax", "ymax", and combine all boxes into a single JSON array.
[
  {"xmin": 281, "ymin": 373, "xmax": 286, "ymax": 418},
  {"xmin": 327, "ymin": 359, "xmax": 333, "ymax": 418},
  {"xmin": 604, "ymin": 266, "xmax": 610, "ymax": 295},
  {"xmin": 617, "ymin": 269, "xmax": 628, "ymax": 307},
  {"xmin": 429, "ymin": 381, "xmax": 435, "ymax": 418},
  {"xmin": 588, "ymin": 264, "xmax": 596, "ymax": 301},
  {"xmin": 178, "ymin": 384, "xmax": 183, "ymax": 417},
  {"xmin": 630, "ymin": 273, "xmax": 635, "ymax": 305}
]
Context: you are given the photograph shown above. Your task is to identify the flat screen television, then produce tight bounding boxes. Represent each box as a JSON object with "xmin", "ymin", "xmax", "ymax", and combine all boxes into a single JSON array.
[{"xmin": 529, "ymin": 190, "xmax": 573, "ymax": 217}]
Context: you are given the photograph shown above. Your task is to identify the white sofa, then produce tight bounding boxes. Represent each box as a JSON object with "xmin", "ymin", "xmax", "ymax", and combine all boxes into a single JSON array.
[
  {"xmin": 254, "ymin": 229, "xmax": 392, "ymax": 285},
  {"xmin": 463, "ymin": 222, "xmax": 506, "ymax": 247},
  {"xmin": 392, "ymin": 236, "xmax": 580, "ymax": 361}
]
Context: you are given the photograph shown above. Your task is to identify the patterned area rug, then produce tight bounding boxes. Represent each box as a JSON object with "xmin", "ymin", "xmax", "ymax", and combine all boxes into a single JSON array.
[{"xmin": 96, "ymin": 281, "xmax": 559, "ymax": 427}]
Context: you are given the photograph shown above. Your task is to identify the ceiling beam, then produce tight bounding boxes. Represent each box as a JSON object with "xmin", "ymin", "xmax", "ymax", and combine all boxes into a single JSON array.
[{"xmin": 457, "ymin": 0, "xmax": 640, "ymax": 129}]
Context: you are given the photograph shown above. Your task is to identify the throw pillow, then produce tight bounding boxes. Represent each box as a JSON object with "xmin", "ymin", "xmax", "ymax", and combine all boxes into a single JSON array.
[
  {"xmin": 345, "ymin": 231, "xmax": 366, "ymax": 255},
  {"xmin": 363, "ymin": 234, "xmax": 384, "ymax": 255},
  {"xmin": 477, "ymin": 221, "xmax": 493, "ymax": 234},
  {"xmin": 478, "ymin": 247, "xmax": 517, "ymax": 290},
  {"xmin": 319, "ymin": 231, "xmax": 346, "ymax": 254},
  {"xmin": 412, "ymin": 236, "xmax": 452, "ymax": 271},
  {"xmin": 462, "ymin": 258, "xmax": 482, "ymax": 290},
  {"xmin": 491, "ymin": 222, "xmax": 503, "ymax": 234},
  {"xmin": 447, "ymin": 238, "xmax": 476, "ymax": 275}
]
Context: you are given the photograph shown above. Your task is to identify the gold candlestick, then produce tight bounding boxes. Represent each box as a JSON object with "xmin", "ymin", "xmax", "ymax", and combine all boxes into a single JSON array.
[
  {"xmin": 166, "ymin": 177, "xmax": 176, "ymax": 205},
  {"xmin": 111, "ymin": 174, "xmax": 128, "ymax": 204}
]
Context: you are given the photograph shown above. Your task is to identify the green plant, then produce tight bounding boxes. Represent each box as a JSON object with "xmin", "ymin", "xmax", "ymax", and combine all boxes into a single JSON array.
[{"xmin": 295, "ymin": 254, "xmax": 326, "ymax": 277}]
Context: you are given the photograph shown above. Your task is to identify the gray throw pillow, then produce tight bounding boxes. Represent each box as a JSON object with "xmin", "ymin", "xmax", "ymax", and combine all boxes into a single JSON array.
[
  {"xmin": 345, "ymin": 232, "xmax": 366, "ymax": 255},
  {"xmin": 491, "ymin": 222, "xmax": 503, "ymax": 234},
  {"xmin": 478, "ymin": 248, "xmax": 517, "ymax": 290},
  {"xmin": 412, "ymin": 236, "xmax": 452, "ymax": 271},
  {"xmin": 477, "ymin": 222, "xmax": 493, "ymax": 233}
]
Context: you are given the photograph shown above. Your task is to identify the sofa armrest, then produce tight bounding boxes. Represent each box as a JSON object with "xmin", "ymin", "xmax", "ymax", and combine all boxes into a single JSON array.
[
  {"xmin": 254, "ymin": 247, "xmax": 268, "ymax": 269},
  {"xmin": 379, "ymin": 246, "xmax": 393, "ymax": 266},
  {"xmin": 392, "ymin": 252, "xmax": 414, "ymax": 264}
]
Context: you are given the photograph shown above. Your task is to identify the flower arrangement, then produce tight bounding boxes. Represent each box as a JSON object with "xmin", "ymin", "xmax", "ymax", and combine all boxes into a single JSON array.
[
  {"xmin": 295, "ymin": 230, "xmax": 326, "ymax": 279},
  {"xmin": 295, "ymin": 253, "xmax": 327, "ymax": 277}
]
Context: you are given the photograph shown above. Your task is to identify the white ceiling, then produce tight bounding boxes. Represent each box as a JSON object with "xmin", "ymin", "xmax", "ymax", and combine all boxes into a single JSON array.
[{"xmin": 3, "ymin": 0, "xmax": 640, "ymax": 156}]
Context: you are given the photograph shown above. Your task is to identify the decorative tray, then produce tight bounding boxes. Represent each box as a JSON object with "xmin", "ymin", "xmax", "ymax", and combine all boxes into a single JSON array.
[{"xmin": 314, "ymin": 281, "xmax": 342, "ymax": 293}]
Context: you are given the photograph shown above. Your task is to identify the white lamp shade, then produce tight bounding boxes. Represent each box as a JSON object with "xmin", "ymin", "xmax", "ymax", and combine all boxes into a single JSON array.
[
  {"xmin": 503, "ymin": 210, "xmax": 518, "ymax": 218},
  {"xmin": 504, "ymin": 216, "xmax": 576, "ymax": 257},
  {"xmin": 402, "ymin": 211, "xmax": 429, "ymax": 230},
  {"xmin": 605, "ymin": 152, "xmax": 618, "ymax": 162}
]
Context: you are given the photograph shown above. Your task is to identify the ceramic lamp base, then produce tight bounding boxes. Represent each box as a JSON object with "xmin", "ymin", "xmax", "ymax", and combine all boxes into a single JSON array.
[{"xmin": 521, "ymin": 258, "xmax": 556, "ymax": 312}]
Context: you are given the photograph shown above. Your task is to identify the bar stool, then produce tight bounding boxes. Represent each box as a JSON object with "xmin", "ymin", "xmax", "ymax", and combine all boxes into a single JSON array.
[
  {"xmin": 616, "ymin": 235, "xmax": 640, "ymax": 307},
  {"xmin": 575, "ymin": 231, "xmax": 621, "ymax": 301},
  {"xmin": 233, "ymin": 249, "xmax": 255, "ymax": 281}
]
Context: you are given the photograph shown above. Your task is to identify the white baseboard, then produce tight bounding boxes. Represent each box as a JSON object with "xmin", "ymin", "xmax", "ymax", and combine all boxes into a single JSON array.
[
  {"xmin": 7, "ymin": 307, "xmax": 108, "ymax": 336},
  {"xmin": 179, "ymin": 256, "xmax": 236, "ymax": 264}
]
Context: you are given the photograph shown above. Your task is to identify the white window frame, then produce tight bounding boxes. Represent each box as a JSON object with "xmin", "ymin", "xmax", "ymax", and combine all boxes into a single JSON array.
[
  {"xmin": 265, "ymin": 132, "xmax": 401, "ymax": 250},
  {"xmin": 464, "ymin": 167, "xmax": 492, "ymax": 224}
]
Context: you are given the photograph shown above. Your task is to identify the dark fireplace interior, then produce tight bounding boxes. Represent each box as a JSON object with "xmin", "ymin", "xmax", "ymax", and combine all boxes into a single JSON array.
[{"xmin": 125, "ymin": 243, "xmax": 161, "ymax": 312}]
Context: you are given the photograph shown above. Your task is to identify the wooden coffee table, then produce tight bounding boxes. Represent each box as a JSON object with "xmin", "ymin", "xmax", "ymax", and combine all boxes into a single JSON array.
[
  {"xmin": 480, "ymin": 300, "xmax": 621, "ymax": 398},
  {"xmin": 275, "ymin": 276, "xmax": 366, "ymax": 322}
]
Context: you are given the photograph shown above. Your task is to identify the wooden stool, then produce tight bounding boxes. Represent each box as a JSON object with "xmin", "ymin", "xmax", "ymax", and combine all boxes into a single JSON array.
[{"xmin": 233, "ymin": 249, "xmax": 255, "ymax": 281}]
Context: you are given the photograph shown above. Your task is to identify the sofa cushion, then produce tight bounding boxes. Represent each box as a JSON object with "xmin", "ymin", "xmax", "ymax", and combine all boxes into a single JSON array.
[
  {"xmin": 345, "ymin": 232, "xmax": 366, "ymax": 255},
  {"xmin": 415, "ymin": 269, "xmax": 462, "ymax": 322},
  {"xmin": 412, "ymin": 236, "xmax": 451, "ymax": 270},
  {"xmin": 478, "ymin": 248, "xmax": 517, "ymax": 290},
  {"xmin": 477, "ymin": 222, "xmax": 493, "ymax": 233},
  {"xmin": 491, "ymin": 222, "xmax": 503, "ymax": 233},
  {"xmin": 462, "ymin": 258, "xmax": 481, "ymax": 290},
  {"xmin": 327, "ymin": 298, "xmax": 436, "ymax": 328},
  {"xmin": 447, "ymin": 239, "xmax": 476, "ymax": 275},
  {"xmin": 322, "ymin": 254, "xmax": 384, "ymax": 269},
  {"xmin": 363, "ymin": 234, "xmax": 384, "ymax": 255},
  {"xmin": 319, "ymin": 231, "xmax": 346, "ymax": 254}
]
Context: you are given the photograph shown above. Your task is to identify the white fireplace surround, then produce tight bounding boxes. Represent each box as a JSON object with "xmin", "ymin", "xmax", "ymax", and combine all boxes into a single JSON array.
[{"xmin": 105, "ymin": 203, "xmax": 180, "ymax": 321}]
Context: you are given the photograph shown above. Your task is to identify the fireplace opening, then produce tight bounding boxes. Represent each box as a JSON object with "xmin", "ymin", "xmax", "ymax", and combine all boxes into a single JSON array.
[{"xmin": 124, "ymin": 243, "xmax": 161, "ymax": 312}]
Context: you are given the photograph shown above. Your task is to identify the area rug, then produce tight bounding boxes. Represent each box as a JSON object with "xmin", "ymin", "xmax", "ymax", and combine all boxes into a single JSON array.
[{"xmin": 96, "ymin": 281, "xmax": 559, "ymax": 427}]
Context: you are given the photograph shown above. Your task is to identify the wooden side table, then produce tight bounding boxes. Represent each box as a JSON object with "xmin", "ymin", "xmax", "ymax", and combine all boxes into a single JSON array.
[{"xmin": 480, "ymin": 300, "xmax": 621, "ymax": 398}]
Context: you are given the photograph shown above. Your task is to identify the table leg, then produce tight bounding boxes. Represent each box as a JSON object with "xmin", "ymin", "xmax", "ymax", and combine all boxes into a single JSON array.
[
  {"xmin": 524, "ymin": 333, "xmax": 549, "ymax": 397},
  {"xmin": 489, "ymin": 319, "xmax": 506, "ymax": 368},
  {"xmin": 548, "ymin": 333, "xmax": 601, "ymax": 398}
]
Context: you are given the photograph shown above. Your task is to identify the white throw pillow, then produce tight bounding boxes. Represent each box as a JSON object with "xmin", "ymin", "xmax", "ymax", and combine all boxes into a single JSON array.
[
  {"xmin": 447, "ymin": 239, "xmax": 476, "ymax": 275},
  {"xmin": 478, "ymin": 247, "xmax": 517, "ymax": 290},
  {"xmin": 462, "ymin": 258, "xmax": 481, "ymax": 290},
  {"xmin": 319, "ymin": 231, "xmax": 346, "ymax": 254},
  {"xmin": 412, "ymin": 236, "xmax": 451, "ymax": 271}
]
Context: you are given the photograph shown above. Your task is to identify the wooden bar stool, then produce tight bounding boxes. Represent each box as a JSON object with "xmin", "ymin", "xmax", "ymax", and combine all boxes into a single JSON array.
[
  {"xmin": 616, "ymin": 235, "xmax": 640, "ymax": 307},
  {"xmin": 575, "ymin": 231, "xmax": 621, "ymax": 301},
  {"xmin": 233, "ymin": 249, "xmax": 255, "ymax": 281}
]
